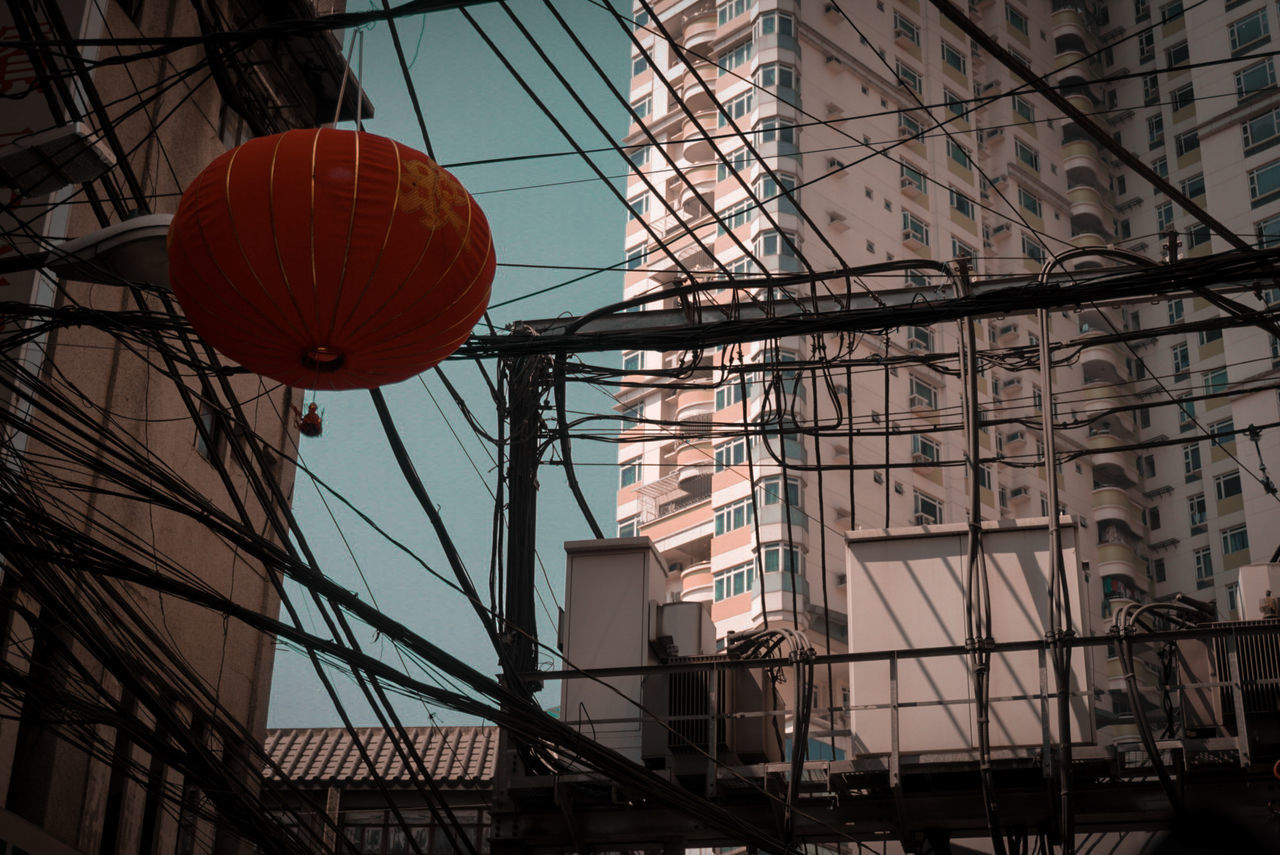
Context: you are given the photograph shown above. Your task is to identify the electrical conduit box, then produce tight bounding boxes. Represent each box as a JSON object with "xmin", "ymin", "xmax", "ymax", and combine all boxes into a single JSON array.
[{"xmin": 845, "ymin": 518, "xmax": 1096, "ymax": 755}]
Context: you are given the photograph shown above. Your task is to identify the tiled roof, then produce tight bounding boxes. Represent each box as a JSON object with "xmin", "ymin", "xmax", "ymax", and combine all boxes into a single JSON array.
[{"xmin": 263, "ymin": 725, "xmax": 497, "ymax": 788}]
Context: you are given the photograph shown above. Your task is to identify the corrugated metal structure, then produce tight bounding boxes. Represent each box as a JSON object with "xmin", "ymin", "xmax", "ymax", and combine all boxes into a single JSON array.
[{"xmin": 264, "ymin": 726, "xmax": 497, "ymax": 788}]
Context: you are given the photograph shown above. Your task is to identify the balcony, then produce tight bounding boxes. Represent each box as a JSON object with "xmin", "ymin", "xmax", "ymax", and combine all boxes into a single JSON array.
[
  {"xmin": 679, "ymin": 62, "xmax": 715, "ymax": 113},
  {"xmin": 1091, "ymin": 486, "xmax": 1139, "ymax": 531},
  {"xmin": 680, "ymin": 561, "xmax": 714, "ymax": 602}
]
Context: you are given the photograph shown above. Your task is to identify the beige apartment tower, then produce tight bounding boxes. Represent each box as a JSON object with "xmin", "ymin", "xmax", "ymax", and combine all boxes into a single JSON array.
[{"xmin": 615, "ymin": 0, "xmax": 1280, "ymax": 734}]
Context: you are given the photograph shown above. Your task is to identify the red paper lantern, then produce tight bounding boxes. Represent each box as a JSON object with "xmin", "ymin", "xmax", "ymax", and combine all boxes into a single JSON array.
[{"xmin": 167, "ymin": 129, "xmax": 495, "ymax": 390}]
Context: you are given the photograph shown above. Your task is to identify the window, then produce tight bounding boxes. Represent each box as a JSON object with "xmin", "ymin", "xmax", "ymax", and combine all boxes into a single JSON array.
[
  {"xmin": 1142, "ymin": 74, "xmax": 1160, "ymax": 105},
  {"xmin": 714, "ymin": 497, "xmax": 755, "ymax": 535},
  {"xmin": 1249, "ymin": 159, "xmax": 1280, "ymax": 203},
  {"xmin": 623, "ymin": 351, "xmax": 643, "ymax": 371},
  {"xmin": 718, "ymin": 198, "xmax": 756, "ymax": 234},
  {"xmin": 195, "ymin": 402, "xmax": 224, "ymax": 461},
  {"xmin": 893, "ymin": 12, "xmax": 920, "ymax": 45},
  {"xmin": 1180, "ymin": 173, "xmax": 1205, "ymax": 198},
  {"xmin": 1147, "ymin": 114, "xmax": 1165, "ymax": 148},
  {"xmin": 618, "ymin": 515, "xmax": 639, "ymax": 537},
  {"xmin": 627, "ymin": 194, "xmax": 649, "ymax": 221},
  {"xmin": 1230, "ymin": 9, "xmax": 1270, "ymax": 54},
  {"xmin": 1165, "ymin": 41, "xmax": 1189, "ymax": 67},
  {"xmin": 1014, "ymin": 139, "xmax": 1039, "ymax": 171},
  {"xmin": 1216, "ymin": 470, "xmax": 1243, "ymax": 500},
  {"xmin": 755, "ymin": 62, "xmax": 796, "ymax": 91},
  {"xmin": 1152, "ymin": 156, "xmax": 1168, "ymax": 180},
  {"xmin": 1170, "ymin": 83, "xmax": 1195, "ymax": 112},
  {"xmin": 1138, "ymin": 30, "xmax": 1154, "ymax": 64},
  {"xmin": 909, "ymin": 376, "xmax": 937, "ymax": 409},
  {"xmin": 1244, "ymin": 107, "xmax": 1280, "ymax": 152},
  {"xmin": 1160, "ymin": 1, "xmax": 1182, "ymax": 22},
  {"xmin": 714, "ymin": 561, "xmax": 755, "ymax": 600},
  {"xmin": 755, "ymin": 229, "xmax": 796, "ymax": 257},
  {"xmin": 632, "ymin": 9, "xmax": 650, "ymax": 29},
  {"xmin": 1236, "ymin": 58, "xmax": 1276, "ymax": 99},
  {"xmin": 1194, "ymin": 546, "xmax": 1213, "ymax": 582},
  {"xmin": 908, "ymin": 325, "xmax": 933, "ymax": 351},
  {"xmin": 752, "ymin": 118, "xmax": 793, "ymax": 147},
  {"xmin": 758, "ymin": 475, "xmax": 802, "ymax": 508},
  {"xmin": 1155, "ymin": 202, "xmax": 1175, "ymax": 232},
  {"xmin": 760, "ymin": 543, "xmax": 802, "ymax": 574},
  {"xmin": 1012, "ymin": 94, "xmax": 1034, "ymax": 122},
  {"xmin": 632, "ymin": 55, "xmax": 649, "ymax": 75},
  {"xmin": 902, "ymin": 211, "xmax": 929, "ymax": 246},
  {"xmin": 1187, "ymin": 223, "xmax": 1210, "ymax": 247},
  {"xmin": 620, "ymin": 459, "xmax": 641, "ymax": 487},
  {"xmin": 896, "ymin": 61, "xmax": 923, "ymax": 94},
  {"xmin": 1204, "ymin": 368, "xmax": 1229, "ymax": 394},
  {"xmin": 914, "ymin": 491, "xmax": 943, "ymax": 524},
  {"xmin": 718, "ymin": 91, "xmax": 754, "ymax": 126},
  {"xmin": 717, "ymin": 0, "xmax": 753, "ymax": 26},
  {"xmin": 1006, "ymin": 4, "xmax": 1029, "ymax": 35},
  {"xmin": 627, "ymin": 146, "xmax": 649, "ymax": 170},
  {"xmin": 756, "ymin": 173, "xmax": 796, "ymax": 208},
  {"xmin": 1174, "ymin": 130, "xmax": 1199, "ymax": 157},
  {"xmin": 1150, "ymin": 506, "xmax": 1162, "ymax": 530},
  {"xmin": 946, "ymin": 139, "xmax": 971, "ymax": 168},
  {"xmin": 912, "ymin": 434, "xmax": 940, "ymax": 462},
  {"xmin": 1184, "ymin": 443, "xmax": 1202, "ymax": 476},
  {"xmin": 1169, "ymin": 342, "xmax": 1190, "ymax": 378},
  {"xmin": 626, "ymin": 245, "xmax": 648, "ymax": 270},
  {"xmin": 1135, "ymin": 0, "xmax": 1150, "ymax": 21},
  {"xmin": 950, "ymin": 189, "xmax": 975, "ymax": 218},
  {"xmin": 1154, "ymin": 557, "xmax": 1166, "ymax": 582},
  {"xmin": 718, "ymin": 146, "xmax": 749, "ymax": 181},
  {"xmin": 952, "ymin": 237, "xmax": 977, "ymax": 263},
  {"xmin": 717, "ymin": 379, "xmax": 746, "ymax": 409},
  {"xmin": 632, "ymin": 97, "xmax": 651, "ymax": 120},
  {"xmin": 941, "ymin": 41, "xmax": 967, "ymax": 75},
  {"xmin": 1198, "ymin": 327, "xmax": 1222, "ymax": 345},
  {"xmin": 943, "ymin": 89, "xmax": 966, "ymax": 118},
  {"xmin": 715, "ymin": 437, "xmax": 748, "ymax": 470},
  {"xmin": 717, "ymin": 40, "xmax": 754, "ymax": 75},
  {"xmin": 1261, "ymin": 213, "xmax": 1280, "ymax": 247},
  {"xmin": 1168, "ymin": 299, "xmax": 1184, "ymax": 324},
  {"xmin": 1022, "ymin": 234, "xmax": 1045, "ymax": 263},
  {"xmin": 1211, "ymin": 418, "xmax": 1236, "ymax": 446},
  {"xmin": 1018, "ymin": 187, "xmax": 1042, "ymax": 216},
  {"xmin": 1189, "ymin": 493, "xmax": 1207, "ymax": 529},
  {"xmin": 1223, "ymin": 524, "xmax": 1250, "ymax": 555},
  {"xmin": 1178, "ymin": 396, "xmax": 1195, "ymax": 429},
  {"xmin": 757, "ymin": 11, "xmax": 793, "ymax": 38},
  {"xmin": 901, "ymin": 163, "xmax": 927, "ymax": 194}
]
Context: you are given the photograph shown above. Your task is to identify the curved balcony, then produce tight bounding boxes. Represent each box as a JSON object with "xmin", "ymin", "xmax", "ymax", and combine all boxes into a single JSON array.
[
  {"xmin": 680, "ymin": 109, "xmax": 715, "ymax": 163},
  {"xmin": 677, "ymin": 163, "xmax": 716, "ymax": 216},
  {"xmin": 1071, "ymin": 232, "xmax": 1111, "ymax": 249},
  {"xmin": 680, "ymin": 63, "xmax": 716, "ymax": 113},
  {"xmin": 1081, "ymin": 341, "xmax": 1124, "ymax": 385},
  {"xmin": 1088, "ymin": 434, "xmax": 1138, "ymax": 486},
  {"xmin": 1092, "ymin": 486, "xmax": 1139, "ymax": 531},
  {"xmin": 683, "ymin": 10, "xmax": 718, "ymax": 53},
  {"xmin": 1061, "ymin": 139, "xmax": 1100, "ymax": 168},
  {"xmin": 1055, "ymin": 49, "xmax": 1088, "ymax": 72},
  {"xmin": 1052, "ymin": 7, "xmax": 1089, "ymax": 39},
  {"xmin": 1067, "ymin": 184, "xmax": 1108, "ymax": 223},
  {"xmin": 1096, "ymin": 542, "xmax": 1140, "ymax": 573},
  {"xmin": 676, "ymin": 438, "xmax": 713, "ymax": 469},
  {"xmin": 681, "ymin": 561, "xmax": 714, "ymax": 602}
]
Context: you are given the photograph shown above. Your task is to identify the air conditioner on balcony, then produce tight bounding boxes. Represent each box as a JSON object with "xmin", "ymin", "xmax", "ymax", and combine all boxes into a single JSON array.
[
  {"xmin": 985, "ymin": 128, "xmax": 1004, "ymax": 140},
  {"xmin": 911, "ymin": 452, "xmax": 932, "ymax": 464},
  {"xmin": 908, "ymin": 338, "xmax": 927, "ymax": 351},
  {"xmin": 991, "ymin": 223, "xmax": 1010, "ymax": 235},
  {"xmin": 1007, "ymin": 430, "xmax": 1024, "ymax": 443},
  {"xmin": 1010, "ymin": 485, "xmax": 1030, "ymax": 499},
  {"xmin": 908, "ymin": 394, "xmax": 930, "ymax": 409},
  {"xmin": 913, "ymin": 513, "xmax": 934, "ymax": 525},
  {"xmin": 893, "ymin": 27, "xmax": 913, "ymax": 42}
]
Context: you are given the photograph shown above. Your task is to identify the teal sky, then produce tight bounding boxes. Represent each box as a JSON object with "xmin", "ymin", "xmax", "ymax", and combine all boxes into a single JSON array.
[{"xmin": 266, "ymin": 0, "xmax": 631, "ymax": 727}]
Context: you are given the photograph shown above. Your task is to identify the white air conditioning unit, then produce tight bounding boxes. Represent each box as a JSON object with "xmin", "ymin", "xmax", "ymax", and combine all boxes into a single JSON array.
[
  {"xmin": 991, "ymin": 223, "xmax": 1010, "ymax": 236},
  {"xmin": 911, "ymin": 452, "xmax": 932, "ymax": 464},
  {"xmin": 908, "ymin": 394, "xmax": 930, "ymax": 409},
  {"xmin": 1007, "ymin": 430, "xmax": 1025, "ymax": 443},
  {"xmin": 908, "ymin": 338, "xmax": 927, "ymax": 351},
  {"xmin": 913, "ymin": 513, "xmax": 934, "ymax": 525},
  {"xmin": 898, "ymin": 124, "xmax": 916, "ymax": 138},
  {"xmin": 1010, "ymin": 485, "xmax": 1030, "ymax": 499}
]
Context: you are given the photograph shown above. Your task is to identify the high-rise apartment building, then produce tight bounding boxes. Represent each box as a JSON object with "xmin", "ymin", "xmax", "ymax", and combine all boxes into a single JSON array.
[{"xmin": 614, "ymin": 0, "xmax": 1280, "ymax": 731}]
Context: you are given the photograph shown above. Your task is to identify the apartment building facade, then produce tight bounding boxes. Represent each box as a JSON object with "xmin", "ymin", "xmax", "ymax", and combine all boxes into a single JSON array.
[{"xmin": 614, "ymin": 0, "xmax": 1280, "ymax": 729}]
